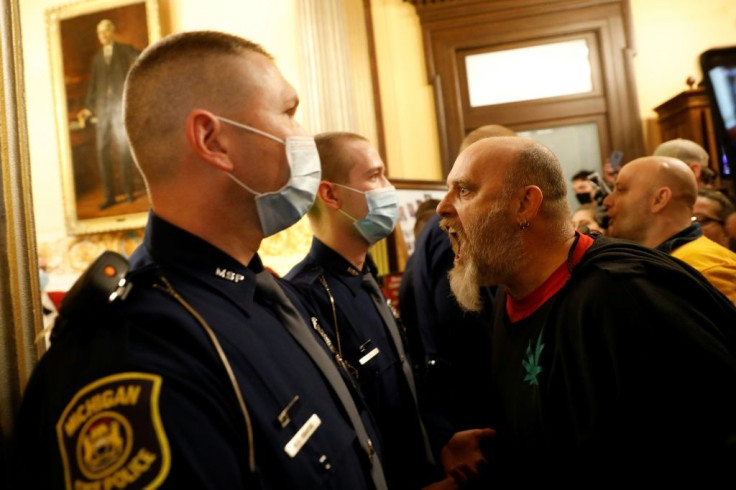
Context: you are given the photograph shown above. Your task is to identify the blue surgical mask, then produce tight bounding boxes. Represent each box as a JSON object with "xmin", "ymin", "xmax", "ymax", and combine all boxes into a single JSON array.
[
  {"xmin": 217, "ymin": 116, "xmax": 321, "ymax": 237},
  {"xmin": 334, "ymin": 183, "xmax": 399, "ymax": 245},
  {"xmin": 39, "ymin": 269, "xmax": 49, "ymax": 291}
]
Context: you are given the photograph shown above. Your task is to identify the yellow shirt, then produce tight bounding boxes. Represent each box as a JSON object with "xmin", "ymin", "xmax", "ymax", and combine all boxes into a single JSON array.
[{"xmin": 671, "ymin": 235, "xmax": 736, "ymax": 305}]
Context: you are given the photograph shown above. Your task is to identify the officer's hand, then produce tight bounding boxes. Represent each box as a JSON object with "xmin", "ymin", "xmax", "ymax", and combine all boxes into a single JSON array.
[{"xmin": 440, "ymin": 428, "xmax": 495, "ymax": 484}]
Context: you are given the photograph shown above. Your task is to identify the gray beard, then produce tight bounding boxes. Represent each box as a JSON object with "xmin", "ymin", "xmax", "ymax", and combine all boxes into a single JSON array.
[
  {"xmin": 447, "ymin": 203, "xmax": 523, "ymax": 311},
  {"xmin": 448, "ymin": 259, "xmax": 484, "ymax": 312}
]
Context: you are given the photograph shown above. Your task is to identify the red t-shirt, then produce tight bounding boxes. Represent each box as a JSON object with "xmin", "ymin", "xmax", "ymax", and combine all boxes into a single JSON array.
[{"xmin": 506, "ymin": 233, "xmax": 594, "ymax": 323}]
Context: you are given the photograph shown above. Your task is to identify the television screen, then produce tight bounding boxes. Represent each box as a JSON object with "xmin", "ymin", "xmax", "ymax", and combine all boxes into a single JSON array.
[{"xmin": 701, "ymin": 46, "xmax": 736, "ymax": 177}]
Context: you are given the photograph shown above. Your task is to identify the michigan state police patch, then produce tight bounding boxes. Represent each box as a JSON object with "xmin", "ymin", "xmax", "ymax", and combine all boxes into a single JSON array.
[{"xmin": 56, "ymin": 373, "xmax": 170, "ymax": 489}]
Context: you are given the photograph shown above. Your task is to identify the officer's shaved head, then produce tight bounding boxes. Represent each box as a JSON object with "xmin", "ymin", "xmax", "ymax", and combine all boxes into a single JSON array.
[
  {"xmin": 308, "ymin": 132, "xmax": 372, "ymax": 221},
  {"xmin": 124, "ymin": 31, "xmax": 272, "ymax": 186},
  {"xmin": 315, "ymin": 132, "xmax": 369, "ymax": 185}
]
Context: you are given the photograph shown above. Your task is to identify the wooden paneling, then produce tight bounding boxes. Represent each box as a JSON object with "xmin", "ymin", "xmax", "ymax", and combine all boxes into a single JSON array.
[
  {"xmin": 654, "ymin": 87, "xmax": 719, "ymax": 169},
  {"xmin": 406, "ymin": 0, "xmax": 645, "ymax": 175}
]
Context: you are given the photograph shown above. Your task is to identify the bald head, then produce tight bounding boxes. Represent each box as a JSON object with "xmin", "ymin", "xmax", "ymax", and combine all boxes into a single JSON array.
[
  {"xmin": 604, "ymin": 156, "xmax": 697, "ymax": 246},
  {"xmin": 627, "ymin": 156, "xmax": 697, "ymax": 207},
  {"xmin": 459, "ymin": 124, "xmax": 517, "ymax": 152},
  {"xmin": 461, "ymin": 137, "xmax": 570, "ymax": 220},
  {"xmin": 654, "ymin": 139, "xmax": 708, "ymax": 167},
  {"xmin": 653, "ymin": 139, "xmax": 709, "ymax": 184},
  {"xmin": 124, "ymin": 31, "xmax": 272, "ymax": 185},
  {"xmin": 439, "ymin": 137, "xmax": 574, "ymax": 300},
  {"xmin": 97, "ymin": 19, "xmax": 114, "ymax": 32}
]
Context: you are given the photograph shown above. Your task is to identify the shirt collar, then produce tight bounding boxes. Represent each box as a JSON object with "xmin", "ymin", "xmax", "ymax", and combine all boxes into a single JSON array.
[
  {"xmin": 655, "ymin": 223, "xmax": 703, "ymax": 254},
  {"xmin": 308, "ymin": 237, "xmax": 375, "ymax": 295},
  {"xmin": 142, "ymin": 211, "xmax": 258, "ymax": 313}
]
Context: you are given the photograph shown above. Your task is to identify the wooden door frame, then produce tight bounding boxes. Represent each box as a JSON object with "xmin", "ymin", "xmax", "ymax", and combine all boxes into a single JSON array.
[{"xmin": 405, "ymin": 0, "xmax": 644, "ymax": 175}]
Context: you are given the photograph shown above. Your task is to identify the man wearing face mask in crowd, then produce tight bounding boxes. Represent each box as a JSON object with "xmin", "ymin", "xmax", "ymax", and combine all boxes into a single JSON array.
[
  {"xmin": 13, "ymin": 32, "xmax": 388, "ymax": 489},
  {"xmin": 571, "ymin": 170, "xmax": 597, "ymax": 205},
  {"xmin": 286, "ymin": 132, "xmax": 443, "ymax": 489}
]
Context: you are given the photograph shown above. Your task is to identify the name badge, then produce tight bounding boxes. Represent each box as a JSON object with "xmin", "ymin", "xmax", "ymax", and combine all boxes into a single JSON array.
[
  {"xmin": 284, "ymin": 414, "xmax": 321, "ymax": 458},
  {"xmin": 358, "ymin": 347, "xmax": 380, "ymax": 365}
]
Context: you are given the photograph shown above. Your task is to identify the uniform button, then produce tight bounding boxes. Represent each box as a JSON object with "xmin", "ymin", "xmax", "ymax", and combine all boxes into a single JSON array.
[{"xmin": 319, "ymin": 454, "xmax": 332, "ymax": 471}]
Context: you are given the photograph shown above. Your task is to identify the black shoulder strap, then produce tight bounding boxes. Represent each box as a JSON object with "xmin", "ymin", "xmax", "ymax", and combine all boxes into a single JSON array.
[{"xmin": 52, "ymin": 251, "xmax": 131, "ymax": 341}]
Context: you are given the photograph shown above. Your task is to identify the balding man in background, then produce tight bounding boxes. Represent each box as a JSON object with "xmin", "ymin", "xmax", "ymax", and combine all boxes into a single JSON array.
[
  {"xmin": 13, "ymin": 31, "xmax": 387, "ymax": 489},
  {"xmin": 653, "ymin": 138, "xmax": 710, "ymax": 189},
  {"xmin": 437, "ymin": 136, "xmax": 736, "ymax": 483},
  {"xmin": 604, "ymin": 156, "xmax": 736, "ymax": 304}
]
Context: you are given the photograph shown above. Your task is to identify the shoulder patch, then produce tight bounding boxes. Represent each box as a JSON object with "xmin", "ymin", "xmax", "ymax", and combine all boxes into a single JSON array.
[{"xmin": 56, "ymin": 372, "xmax": 170, "ymax": 490}]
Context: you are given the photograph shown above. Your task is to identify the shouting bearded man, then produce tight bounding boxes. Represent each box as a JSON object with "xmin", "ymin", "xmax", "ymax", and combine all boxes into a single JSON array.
[{"xmin": 437, "ymin": 136, "xmax": 736, "ymax": 484}]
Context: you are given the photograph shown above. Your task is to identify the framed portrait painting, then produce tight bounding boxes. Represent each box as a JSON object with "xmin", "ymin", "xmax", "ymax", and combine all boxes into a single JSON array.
[{"xmin": 47, "ymin": 0, "xmax": 160, "ymax": 234}]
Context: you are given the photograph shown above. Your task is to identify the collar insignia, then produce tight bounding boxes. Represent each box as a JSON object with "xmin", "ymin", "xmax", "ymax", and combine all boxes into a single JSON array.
[{"xmin": 215, "ymin": 267, "xmax": 245, "ymax": 283}]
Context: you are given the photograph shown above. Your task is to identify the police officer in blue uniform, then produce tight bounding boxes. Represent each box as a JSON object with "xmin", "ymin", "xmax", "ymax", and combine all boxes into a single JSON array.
[
  {"xmin": 12, "ymin": 32, "xmax": 387, "ymax": 489},
  {"xmin": 285, "ymin": 132, "xmax": 444, "ymax": 489}
]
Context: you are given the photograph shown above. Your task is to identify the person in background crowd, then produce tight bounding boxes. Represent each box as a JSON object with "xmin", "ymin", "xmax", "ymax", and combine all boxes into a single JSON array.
[
  {"xmin": 653, "ymin": 138, "xmax": 710, "ymax": 189},
  {"xmin": 571, "ymin": 204, "xmax": 605, "ymax": 235},
  {"xmin": 437, "ymin": 136, "xmax": 736, "ymax": 484},
  {"xmin": 414, "ymin": 198, "xmax": 441, "ymax": 240},
  {"xmin": 694, "ymin": 189, "xmax": 735, "ymax": 249},
  {"xmin": 571, "ymin": 170, "xmax": 596, "ymax": 205},
  {"xmin": 727, "ymin": 212, "xmax": 736, "ymax": 252},
  {"xmin": 605, "ymin": 156, "xmax": 736, "ymax": 304}
]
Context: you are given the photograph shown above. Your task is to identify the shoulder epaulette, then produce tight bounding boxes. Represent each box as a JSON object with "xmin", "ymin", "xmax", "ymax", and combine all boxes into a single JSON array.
[{"xmin": 52, "ymin": 251, "xmax": 132, "ymax": 340}]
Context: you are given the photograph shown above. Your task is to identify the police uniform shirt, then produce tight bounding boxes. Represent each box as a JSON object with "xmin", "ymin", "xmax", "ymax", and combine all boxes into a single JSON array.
[
  {"xmin": 12, "ymin": 213, "xmax": 383, "ymax": 489},
  {"xmin": 286, "ymin": 237, "xmax": 435, "ymax": 489}
]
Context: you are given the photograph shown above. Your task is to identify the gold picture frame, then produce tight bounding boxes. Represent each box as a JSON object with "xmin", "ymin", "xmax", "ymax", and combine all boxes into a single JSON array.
[
  {"xmin": 47, "ymin": 0, "xmax": 160, "ymax": 234},
  {"xmin": 386, "ymin": 178, "xmax": 448, "ymax": 272}
]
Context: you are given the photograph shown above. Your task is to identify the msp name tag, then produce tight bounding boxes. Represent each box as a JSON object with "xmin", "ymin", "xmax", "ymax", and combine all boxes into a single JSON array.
[
  {"xmin": 359, "ymin": 347, "xmax": 380, "ymax": 365},
  {"xmin": 56, "ymin": 373, "xmax": 170, "ymax": 490},
  {"xmin": 284, "ymin": 414, "xmax": 321, "ymax": 458}
]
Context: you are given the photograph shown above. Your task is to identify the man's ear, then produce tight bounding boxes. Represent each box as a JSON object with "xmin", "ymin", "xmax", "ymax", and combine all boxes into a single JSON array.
[
  {"xmin": 651, "ymin": 186, "xmax": 672, "ymax": 214},
  {"xmin": 516, "ymin": 185, "xmax": 544, "ymax": 223},
  {"xmin": 185, "ymin": 109, "xmax": 233, "ymax": 171},
  {"xmin": 317, "ymin": 181, "xmax": 342, "ymax": 211},
  {"xmin": 690, "ymin": 162, "xmax": 702, "ymax": 181}
]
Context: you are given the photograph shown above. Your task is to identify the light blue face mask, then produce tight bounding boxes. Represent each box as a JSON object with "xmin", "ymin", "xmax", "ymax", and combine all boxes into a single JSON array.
[
  {"xmin": 217, "ymin": 116, "xmax": 321, "ymax": 237},
  {"xmin": 334, "ymin": 183, "xmax": 399, "ymax": 245},
  {"xmin": 39, "ymin": 269, "xmax": 49, "ymax": 291}
]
